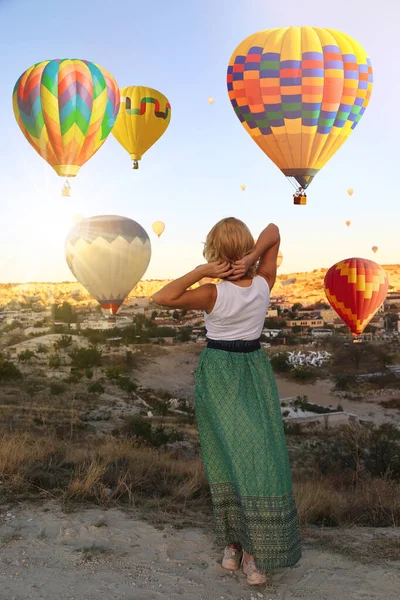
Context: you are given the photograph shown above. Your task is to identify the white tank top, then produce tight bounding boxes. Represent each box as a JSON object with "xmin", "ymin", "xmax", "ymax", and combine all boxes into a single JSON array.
[{"xmin": 204, "ymin": 275, "xmax": 270, "ymax": 341}]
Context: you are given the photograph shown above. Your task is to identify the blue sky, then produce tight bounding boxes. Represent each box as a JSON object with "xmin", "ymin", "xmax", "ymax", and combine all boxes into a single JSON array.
[{"xmin": 0, "ymin": 0, "xmax": 398, "ymax": 282}]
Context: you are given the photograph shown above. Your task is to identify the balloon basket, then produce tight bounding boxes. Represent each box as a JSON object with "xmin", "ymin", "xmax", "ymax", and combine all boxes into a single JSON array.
[
  {"xmin": 132, "ymin": 159, "xmax": 139, "ymax": 170},
  {"xmin": 62, "ymin": 179, "xmax": 71, "ymax": 197},
  {"xmin": 293, "ymin": 191, "xmax": 307, "ymax": 205}
]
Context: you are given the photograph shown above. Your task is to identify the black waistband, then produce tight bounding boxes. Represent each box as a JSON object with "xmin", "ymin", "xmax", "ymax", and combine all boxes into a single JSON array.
[{"xmin": 206, "ymin": 338, "xmax": 261, "ymax": 353}]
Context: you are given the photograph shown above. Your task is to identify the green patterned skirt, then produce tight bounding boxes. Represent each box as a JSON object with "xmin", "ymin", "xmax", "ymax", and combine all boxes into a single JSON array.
[{"xmin": 195, "ymin": 346, "xmax": 302, "ymax": 571}]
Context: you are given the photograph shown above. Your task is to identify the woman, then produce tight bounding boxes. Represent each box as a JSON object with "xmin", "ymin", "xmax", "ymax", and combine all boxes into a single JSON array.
[{"xmin": 153, "ymin": 218, "xmax": 301, "ymax": 586}]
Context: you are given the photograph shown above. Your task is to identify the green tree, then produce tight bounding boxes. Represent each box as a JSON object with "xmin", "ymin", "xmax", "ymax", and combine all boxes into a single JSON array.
[
  {"xmin": 0, "ymin": 355, "xmax": 23, "ymax": 382},
  {"xmin": 172, "ymin": 310, "xmax": 180, "ymax": 321},
  {"xmin": 88, "ymin": 381, "xmax": 105, "ymax": 395}
]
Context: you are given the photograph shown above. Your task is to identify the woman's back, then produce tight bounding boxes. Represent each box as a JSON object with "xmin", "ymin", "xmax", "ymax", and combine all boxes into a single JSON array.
[{"xmin": 204, "ymin": 275, "xmax": 270, "ymax": 341}]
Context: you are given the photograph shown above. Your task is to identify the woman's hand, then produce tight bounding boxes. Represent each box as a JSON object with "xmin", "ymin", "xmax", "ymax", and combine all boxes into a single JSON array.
[
  {"xmin": 228, "ymin": 252, "xmax": 256, "ymax": 281},
  {"xmin": 200, "ymin": 261, "xmax": 234, "ymax": 279}
]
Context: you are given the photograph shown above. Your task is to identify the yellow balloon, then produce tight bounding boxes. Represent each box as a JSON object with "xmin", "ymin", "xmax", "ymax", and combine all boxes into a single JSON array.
[
  {"xmin": 208, "ymin": 97, "xmax": 214, "ymax": 104},
  {"xmin": 345, "ymin": 220, "xmax": 351, "ymax": 227},
  {"xmin": 241, "ymin": 184, "xmax": 246, "ymax": 191},
  {"xmin": 372, "ymin": 246, "xmax": 378, "ymax": 254},
  {"xmin": 347, "ymin": 189, "xmax": 354, "ymax": 196},
  {"xmin": 152, "ymin": 221, "xmax": 165, "ymax": 237},
  {"xmin": 112, "ymin": 86, "xmax": 171, "ymax": 169}
]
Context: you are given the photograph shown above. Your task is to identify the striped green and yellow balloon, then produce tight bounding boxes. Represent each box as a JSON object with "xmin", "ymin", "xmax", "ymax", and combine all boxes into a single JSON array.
[{"xmin": 13, "ymin": 59, "xmax": 120, "ymax": 189}]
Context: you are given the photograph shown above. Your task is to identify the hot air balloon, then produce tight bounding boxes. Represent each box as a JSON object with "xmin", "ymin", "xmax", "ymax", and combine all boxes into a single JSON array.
[
  {"xmin": 372, "ymin": 246, "xmax": 378, "ymax": 254},
  {"xmin": 152, "ymin": 221, "xmax": 165, "ymax": 237},
  {"xmin": 347, "ymin": 189, "xmax": 354, "ymax": 196},
  {"xmin": 277, "ymin": 250, "xmax": 283, "ymax": 268},
  {"xmin": 111, "ymin": 86, "xmax": 171, "ymax": 169},
  {"xmin": 208, "ymin": 97, "xmax": 215, "ymax": 104},
  {"xmin": 346, "ymin": 220, "xmax": 351, "ymax": 227},
  {"xmin": 227, "ymin": 27, "xmax": 373, "ymax": 205},
  {"xmin": 240, "ymin": 184, "xmax": 246, "ymax": 191},
  {"xmin": 13, "ymin": 59, "xmax": 120, "ymax": 195},
  {"xmin": 324, "ymin": 258, "xmax": 388, "ymax": 336},
  {"xmin": 65, "ymin": 215, "xmax": 151, "ymax": 315}
]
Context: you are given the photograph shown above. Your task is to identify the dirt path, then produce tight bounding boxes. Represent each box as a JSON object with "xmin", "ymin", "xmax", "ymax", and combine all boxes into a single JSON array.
[{"xmin": 1, "ymin": 504, "xmax": 399, "ymax": 600}]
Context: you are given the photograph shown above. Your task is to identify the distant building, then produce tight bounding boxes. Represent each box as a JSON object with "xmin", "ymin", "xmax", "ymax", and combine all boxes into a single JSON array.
[
  {"xmin": 266, "ymin": 308, "xmax": 278, "ymax": 318},
  {"xmin": 287, "ymin": 318, "xmax": 324, "ymax": 329},
  {"xmin": 262, "ymin": 328, "xmax": 281, "ymax": 338},
  {"xmin": 311, "ymin": 329, "xmax": 334, "ymax": 338}
]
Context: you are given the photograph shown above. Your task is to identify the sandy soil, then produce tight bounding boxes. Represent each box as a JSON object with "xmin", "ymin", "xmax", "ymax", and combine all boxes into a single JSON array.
[
  {"xmin": 134, "ymin": 345, "xmax": 400, "ymax": 427},
  {"xmin": 1, "ymin": 504, "xmax": 399, "ymax": 600}
]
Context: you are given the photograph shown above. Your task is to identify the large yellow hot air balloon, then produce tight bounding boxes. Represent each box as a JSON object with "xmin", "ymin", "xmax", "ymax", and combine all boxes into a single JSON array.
[
  {"xmin": 227, "ymin": 27, "xmax": 373, "ymax": 205},
  {"xmin": 65, "ymin": 215, "xmax": 151, "ymax": 315},
  {"xmin": 111, "ymin": 86, "xmax": 171, "ymax": 169},
  {"xmin": 347, "ymin": 189, "xmax": 354, "ymax": 196},
  {"xmin": 152, "ymin": 221, "xmax": 165, "ymax": 237},
  {"xmin": 13, "ymin": 59, "xmax": 120, "ymax": 195}
]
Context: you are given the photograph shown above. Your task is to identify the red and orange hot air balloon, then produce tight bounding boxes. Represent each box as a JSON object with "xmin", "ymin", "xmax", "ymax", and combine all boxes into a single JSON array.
[{"xmin": 324, "ymin": 258, "xmax": 388, "ymax": 336}]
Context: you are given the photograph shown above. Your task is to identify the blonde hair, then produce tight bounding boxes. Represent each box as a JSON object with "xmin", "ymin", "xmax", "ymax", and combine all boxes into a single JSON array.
[{"xmin": 203, "ymin": 217, "xmax": 256, "ymax": 278}]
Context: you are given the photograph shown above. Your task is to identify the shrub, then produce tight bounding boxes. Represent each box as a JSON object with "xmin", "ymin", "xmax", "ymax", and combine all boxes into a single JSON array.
[
  {"xmin": 105, "ymin": 365, "xmax": 124, "ymax": 380},
  {"xmin": 48, "ymin": 354, "xmax": 61, "ymax": 368},
  {"xmin": 18, "ymin": 349, "xmax": 36, "ymax": 362},
  {"xmin": 117, "ymin": 376, "xmax": 137, "ymax": 393},
  {"xmin": 50, "ymin": 382, "xmax": 66, "ymax": 396},
  {"xmin": 118, "ymin": 416, "xmax": 183, "ymax": 447},
  {"xmin": 70, "ymin": 347, "xmax": 102, "ymax": 369},
  {"xmin": 270, "ymin": 352, "xmax": 291, "ymax": 373},
  {"xmin": 291, "ymin": 368, "xmax": 317, "ymax": 384},
  {"xmin": 88, "ymin": 381, "xmax": 105, "ymax": 395},
  {"xmin": 0, "ymin": 356, "xmax": 23, "ymax": 382}
]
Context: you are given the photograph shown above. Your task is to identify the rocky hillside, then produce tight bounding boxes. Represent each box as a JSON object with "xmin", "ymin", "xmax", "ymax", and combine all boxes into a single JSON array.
[{"xmin": 1, "ymin": 265, "xmax": 399, "ymax": 309}]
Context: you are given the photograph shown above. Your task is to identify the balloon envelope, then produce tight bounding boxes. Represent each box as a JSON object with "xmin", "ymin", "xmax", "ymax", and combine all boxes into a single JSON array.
[
  {"xmin": 324, "ymin": 258, "xmax": 388, "ymax": 336},
  {"xmin": 152, "ymin": 221, "xmax": 165, "ymax": 237},
  {"xmin": 346, "ymin": 220, "xmax": 351, "ymax": 227},
  {"xmin": 65, "ymin": 215, "xmax": 151, "ymax": 315},
  {"xmin": 112, "ymin": 86, "xmax": 171, "ymax": 168},
  {"xmin": 227, "ymin": 27, "xmax": 373, "ymax": 192},
  {"xmin": 208, "ymin": 97, "xmax": 214, "ymax": 104},
  {"xmin": 347, "ymin": 189, "xmax": 354, "ymax": 196},
  {"xmin": 13, "ymin": 59, "xmax": 120, "ymax": 178},
  {"xmin": 372, "ymin": 246, "xmax": 378, "ymax": 253},
  {"xmin": 240, "ymin": 184, "xmax": 246, "ymax": 190},
  {"xmin": 277, "ymin": 250, "xmax": 283, "ymax": 268}
]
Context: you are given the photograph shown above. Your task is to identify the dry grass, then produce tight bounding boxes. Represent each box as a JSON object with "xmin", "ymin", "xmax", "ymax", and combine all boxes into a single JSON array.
[{"xmin": 1, "ymin": 431, "xmax": 400, "ymax": 528}]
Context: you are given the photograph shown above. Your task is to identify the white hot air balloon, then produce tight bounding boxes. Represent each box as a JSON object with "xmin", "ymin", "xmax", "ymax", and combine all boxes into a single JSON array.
[{"xmin": 65, "ymin": 215, "xmax": 151, "ymax": 315}]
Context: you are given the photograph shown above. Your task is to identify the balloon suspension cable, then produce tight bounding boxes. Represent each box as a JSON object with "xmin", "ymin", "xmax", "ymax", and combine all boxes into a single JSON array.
[
  {"xmin": 132, "ymin": 159, "xmax": 139, "ymax": 170},
  {"xmin": 62, "ymin": 179, "xmax": 71, "ymax": 197},
  {"xmin": 293, "ymin": 186, "xmax": 307, "ymax": 205}
]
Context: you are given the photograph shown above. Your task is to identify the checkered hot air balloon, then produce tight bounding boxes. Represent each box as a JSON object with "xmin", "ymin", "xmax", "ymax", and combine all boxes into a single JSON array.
[
  {"xmin": 324, "ymin": 258, "xmax": 388, "ymax": 336},
  {"xmin": 65, "ymin": 215, "xmax": 151, "ymax": 315},
  {"xmin": 13, "ymin": 59, "xmax": 120, "ymax": 195},
  {"xmin": 227, "ymin": 27, "xmax": 373, "ymax": 205}
]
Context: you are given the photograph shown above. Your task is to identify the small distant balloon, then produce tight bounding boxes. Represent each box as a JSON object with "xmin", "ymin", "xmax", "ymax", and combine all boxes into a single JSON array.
[
  {"xmin": 208, "ymin": 97, "xmax": 214, "ymax": 104},
  {"xmin": 347, "ymin": 189, "xmax": 354, "ymax": 196},
  {"xmin": 152, "ymin": 221, "xmax": 165, "ymax": 238},
  {"xmin": 277, "ymin": 251, "xmax": 283, "ymax": 269},
  {"xmin": 372, "ymin": 246, "xmax": 378, "ymax": 254},
  {"xmin": 240, "ymin": 184, "xmax": 246, "ymax": 191},
  {"xmin": 346, "ymin": 220, "xmax": 351, "ymax": 227}
]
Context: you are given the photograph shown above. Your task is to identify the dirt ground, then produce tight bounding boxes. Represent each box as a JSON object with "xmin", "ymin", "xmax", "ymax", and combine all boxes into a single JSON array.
[{"xmin": 1, "ymin": 504, "xmax": 399, "ymax": 600}]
